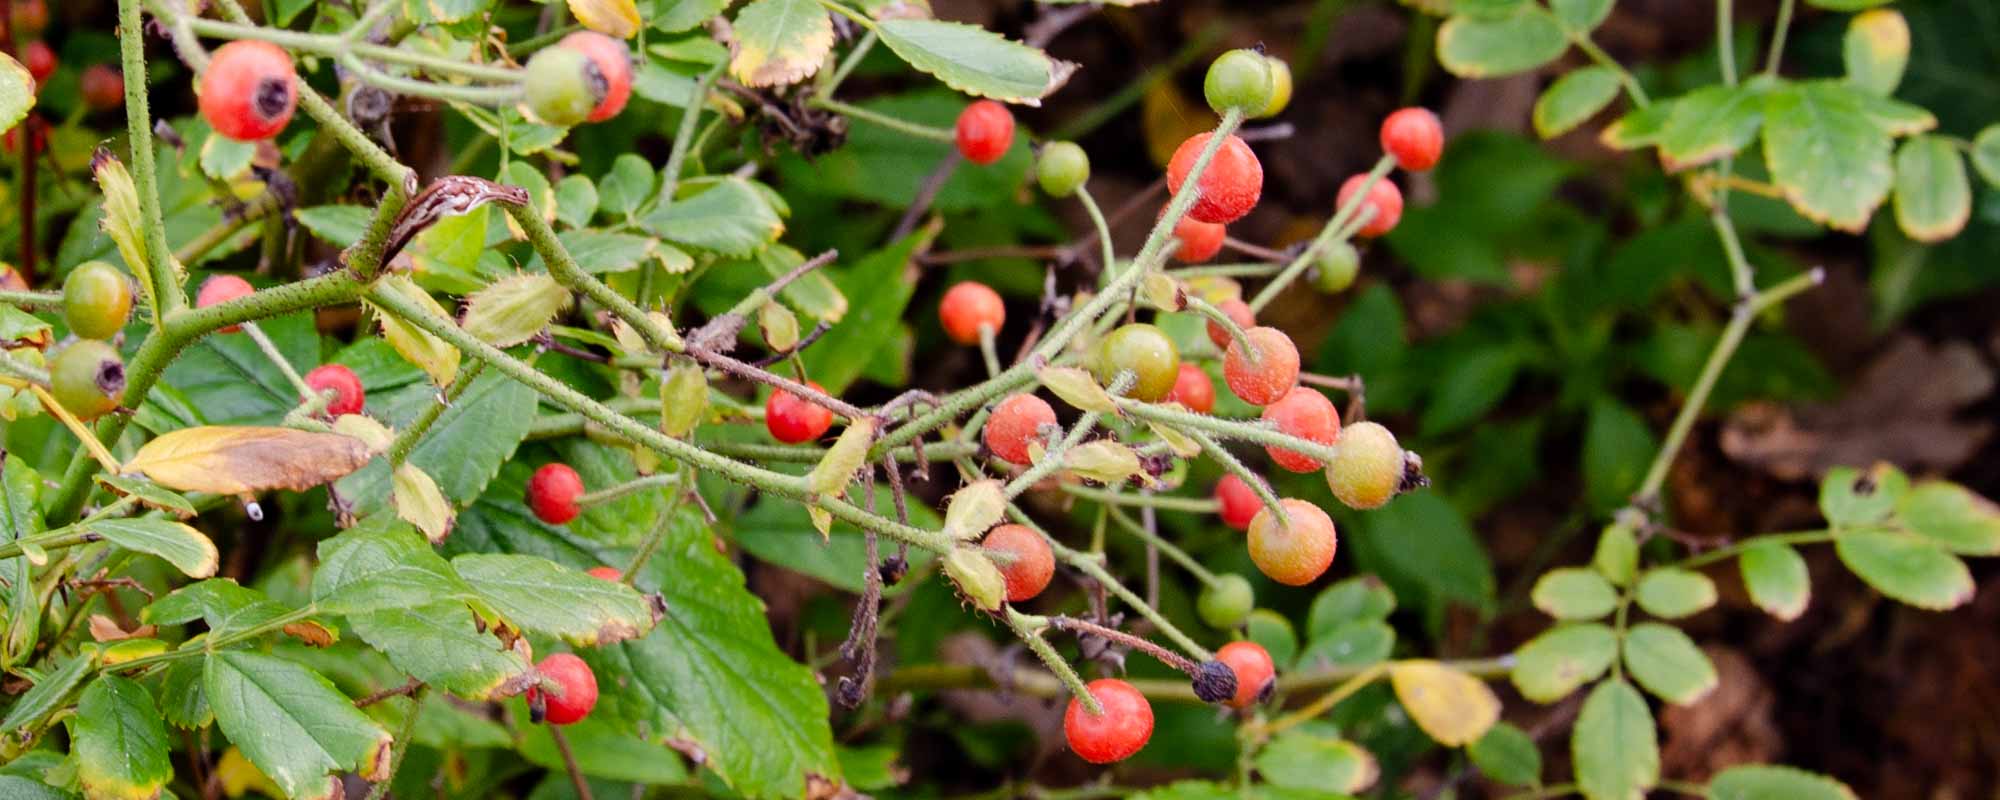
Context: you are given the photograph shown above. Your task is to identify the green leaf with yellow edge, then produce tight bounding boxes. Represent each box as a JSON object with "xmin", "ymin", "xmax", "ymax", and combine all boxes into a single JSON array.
[
  {"xmin": 1510, "ymin": 623, "xmax": 1617, "ymax": 703},
  {"xmin": 1739, "ymin": 541, "xmax": 1810, "ymax": 621},
  {"xmin": 1531, "ymin": 567, "xmax": 1618, "ymax": 620},
  {"xmin": 1892, "ymin": 136, "xmax": 1971, "ymax": 243},
  {"xmin": 1761, "ymin": 81, "xmax": 1895, "ymax": 233},
  {"xmin": 729, "ymin": 0, "xmax": 833, "ymax": 87},
  {"xmin": 1710, "ymin": 764, "xmax": 1858, "ymax": 800},
  {"xmin": 96, "ymin": 474, "xmax": 197, "ymax": 517},
  {"xmin": 570, "ymin": 0, "xmax": 641, "ymax": 38},
  {"xmin": 1633, "ymin": 568, "xmax": 1716, "ymax": 619},
  {"xmin": 1843, "ymin": 8, "xmax": 1909, "ymax": 96},
  {"xmin": 1658, "ymin": 83, "xmax": 1766, "ymax": 171},
  {"xmin": 73, "ymin": 675, "xmax": 172, "ymax": 800},
  {"xmin": 1599, "ymin": 100, "xmax": 1674, "ymax": 150},
  {"xmin": 460, "ymin": 272, "xmax": 574, "ymax": 348},
  {"xmin": 1437, "ymin": 6, "xmax": 1569, "ymax": 78},
  {"xmin": 369, "ymin": 275, "xmax": 462, "ymax": 386},
  {"xmin": 347, "ymin": 601, "xmax": 535, "ymax": 700},
  {"xmin": 1388, "ymin": 660, "xmax": 1501, "ymax": 747},
  {"xmin": 1819, "ymin": 463, "xmax": 1906, "ymax": 528},
  {"xmin": 1970, "ymin": 125, "xmax": 2000, "ymax": 187},
  {"xmin": 1533, "ymin": 67, "xmax": 1621, "ymax": 139},
  {"xmin": 85, "ymin": 518, "xmax": 219, "ymax": 578},
  {"xmin": 205, "ymin": 651, "xmax": 393, "ymax": 800},
  {"xmin": 392, "ymin": 462, "xmax": 455, "ymax": 544},
  {"xmin": 452, "ymin": 553, "xmax": 656, "ymax": 646},
  {"xmin": 1621, "ymin": 623, "xmax": 1717, "ymax": 706},
  {"xmin": 1898, "ymin": 481, "xmax": 2000, "ymax": 555},
  {"xmin": 1254, "ymin": 733, "xmax": 1378, "ymax": 793},
  {"xmin": 1573, "ymin": 679, "xmax": 1658, "ymax": 800},
  {"xmin": 876, "ymin": 18, "xmax": 1074, "ymax": 105},
  {"xmin": 1835, "ymin": 531, "xmax": 1974, "ymax": 610}
]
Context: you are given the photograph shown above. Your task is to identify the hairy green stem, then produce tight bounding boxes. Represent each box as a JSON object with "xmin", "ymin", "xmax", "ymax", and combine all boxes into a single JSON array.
[
  {"xmin": 104, "ymin": 606, "xmax": 319, "ymax": 674},
  {"xmin": 242, "ymin": 321, "xmax": 313, "ymax": 399},
  {"xmin": 0, "ymin": 289, "xmax": 62, "ymax": 311},
  {"xmin": 1572, "ymin": 34, "xmax": 1650, "ymax": 107},
  {"xmin": 1178, "ymin": 426, "xmax": 1288, "ymax": 527},
  {"xmin": 386, "ymin": 360, "xmax": 487, "ymax": 466},
  {"xmin": 1106, "ymin": 505, "xmax": 1218, "ymax": 586},
  {"xmin": 175, "ymin": 16, "xmax": 522, "ymax": 84},
  {"xmin": 1248, "ymin": 154, "xmax": 1393, "ymax": 313},
  {"xmin": 511, "ymin": 205, "xmax": 679, "ymax": 353},
  {"xmin": 1075, "ymin": 186, "xmax": 1116, "ymax": 276},
  {"xmin": 578, "ymin": 472, "xmax": 681, "ymax": 507},
  {"xmin": 811, "ymin": 98, "xmax": 955, "ymax": 143},
  {"xmin": 1061, "ymin": 484, "xmax": 1219, "ymax": 513},
  {"xmin": 119, "ymin": 0, "xmax": 186, "ymax": 317},
  {"xmin": 1005, "ymin": 607, "xmax": 1102, "ymax": 715}
]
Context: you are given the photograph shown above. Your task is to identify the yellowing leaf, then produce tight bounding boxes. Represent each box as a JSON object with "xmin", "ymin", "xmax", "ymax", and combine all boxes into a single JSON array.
[
  {"xmin": 93, "ymin": 153, "xmax": 170, "ymax": 314},
  {"xmin": 332, "ymin": 414, "xmax": 394, "ymax": 453},
  {"xmin": 1065, "ymin": 440, "xmax": 1155, "ymax": 487},
  {"xmin": 460, "ymin": 272, "xmax": 574, "ymax": 347},
  {"xmin": 660, "ymin": 363, "xmax": 708, "ymax": 438},
  {"xmin": 1039, "ymin": 366, "xmax": 1117, "ymax": 414},
  {"xmin": 125, "ymin": 427, "xmax": 373, "ymax": 495},
  {"xmin": 392, "ymin": 463, "xmax": 454, "ymax": 543},
  {"xmin": 807, "ymin": 419, "xmax": 874, "ymax": 500},
  {"xmin": 1389, "ymin": 660, "xmax": 1501, "ymax": 747},
  {"xmin": 369, "ymin": 275, "xmax": 461, "ymax": 386},
  {"xmin": 759, "ymin": 301, "xmax": 800, "ymax": 352},
  {"xmin": 568, "ymin": 0, "xmax": 640, "ymax": 38},
  {"xmin": 215, "ymin": 747, "xmax": 283, "ymax": 799},
  {"xmin": 941, "ymin": 479, "xmax": 1005, "ymax": 541},
  {"xmin": 729, "ymin": 0, "xmax": 835, "ymax": 87}
]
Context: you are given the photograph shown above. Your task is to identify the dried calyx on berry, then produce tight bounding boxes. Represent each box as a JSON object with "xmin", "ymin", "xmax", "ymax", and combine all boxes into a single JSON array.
[{"xmin": 1191, "ymin": 659, "xmax": 1241, "ymax": 704}]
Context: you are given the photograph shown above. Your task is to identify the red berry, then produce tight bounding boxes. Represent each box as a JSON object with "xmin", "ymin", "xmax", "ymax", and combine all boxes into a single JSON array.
[
  {"xmin": 1, "ymin": 123, "xmax": 43, "ymax": 155},
  {"xmin": 560, "ymin": 32, "xmax": 633, "ymax": 122},
  {"xmin": 984, "ymin": 393, "xmax": 1055, "ymax": 466},
  {"xmin": 22, "ymin": 41, "xmax": 54, "ymax": 85},
  {"xmin": 527, "ymin": 463, "xmax": 586, "ymax": 525},
  {"xmin": 982, "ymin": 523, "xmax": 1054, "ymax": 602},
  {"xmin": 1165, "ymin": 207, "xmax": 1226, "ymax": 263},
  {"xmin": 1381, "ymin": 107, "xmax": 1444, "ymax": 172},
  {"xmin": 1165, "ymin": 363, "xmax": 1215, "ymax": 414},
  {"xmin": 199, "ymin": 40, "xmax": 297, "ymax": 141},
  {"xmin": 1215, "ymin": 641, "xmax": 1275, "ymax": 709},
  {"xmin": 1166, "ymin": 133, "xmax": 1263, "ymax": 224},
  {"xmin": 303, "ymin": 364, "xmax": 365, "ymax": 416},
  {"xmin": 10, "ymin": 0, "xmax": 46, "ymax": 35},
  {"xmin": 955, "ymin": 100, "xmax": 1015, "ymax": 165},
  {"xmin": 1338, "ymin": 174, "xmax": 1403, "ymax": 238},
  {"xmin": 1247, "ymin": 499, "xmax": 1337, "ymax": 586},
  {"xmin": 1260, "ymin": 387, "xmax": 1339, "ymax": 473},
  {"xmin": 765, "ymin": 380, "xmax": 835, "ymax": 443},
  {"xmin": 1221, "ymin": 326, "xmax": 1300, "ymax": 406},
  {"xmin": 1204, "ymin": 298, "xmax": 1255, "ymax": 351},
  {"xmin": 1214, "ymin": 475, "xmax": 1259, "ymax": 531},
  {"xmin": 587, "ymin": 566, "xmax": 622, "ymax": 581},
  {"xmin": 1063, "ymin": 678, "xmax": 1154, "ymax": 764},
  {"xmin": 939, "ymin": 281, "xmax": 1005, "ymax": 346},
  {"xmin": 196, "ymin": 274, "xmax": 255, "ymax": 333},
  {"xmin": 81, "ymin": 65, "xmax": 123, "ymax": 111},
  {"xmin": 527, "ymin": 653, "xmax": 598, "ymax": 725}
]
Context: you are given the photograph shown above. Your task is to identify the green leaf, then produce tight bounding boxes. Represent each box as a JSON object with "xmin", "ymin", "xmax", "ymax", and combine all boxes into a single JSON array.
[
  {"xmin": 0, "ymin": 776, "xmax": 70, "ymax": 799},
  {"xmin": 163, "ymin": 310, "xmax": 322, "ymax": 425},
  {"xmin": 640, "ymin": 178, "xmax": 783, "ymax": 257},
  {"xmin": 1621, "ymin": 623, "xmax": 1717, "ymax": 705},
  {"xmin": 1710, "ymin": 764, "xmax": 1858, "ymax": 800},
  {"xmin": 550, "ymin": 230, "xmax": 659, "ymax": 274},
  {"xmin": 198, "ymin": 134, "xmax": 256, "ymax": 181},
  {"xmin": 1349, "ymin": 492, "xmax": 1495, "ymax": 613},
  {"xmin": 801, "ymin": 232, "xmax": 928, "ymax": 394},
  {"xmin": 518, "ymin": 716, "xmax": 689, "ymax": 784},
  {"xmin": 1818, "ymin": 463, "xmax": 1907, "ymax": 528},
  {"xmin": 1306, "ymin": 575, "xmax": 1397, "ymax": 641},
  {"xmin": 1548, "ymin": 0, "xmax": 1611, "ymax": 32},
  {"xmin": 738, "ymin": 244, "xmax": 847, "ymax": 322},
  {"xmin": 1599, "ymin": 100, "xmax": 1674, "ymax": 150},
  {"xmin": 334, "ymin": 368, "xmax": 536, "ymax": 518},
  {"xmin": 295, "ymin": 205, "xmax": 374, "ymax": 248},
  {"xmin": 1843, "ymin": 7, "xmax": 1909, "ymax": 95},
  {"xmin": 1632, "ymin": 568, "xmax": 1716, "ymax": 619},
  {"xmin": 0, "ymin": 652, "xmax": 93, "ymax": 733},
  {"xmin": 347, "ymin": 602, "xmax": 534, "ymax": 700},
  {"xmin": 554, "ymin": 175, "xmax": 599, "ymax": 228},
  {"xmin": 161, "ymin": 658, "xmax": 211, "ymax": 728},
  {"xmin": 1835, "ymin": 531, "xmax": 1974, "ymax": 610},
  {"xmin": 651, "ymin": 0, "xmax": 731, "ymax": 32},
  {"xmin": 205, "ymin": 651, "xmax": 393, "ymax": 800},
  {"xmin": 141, "ymin": 578, "xmax": 288, "ymax": 638},
  {"xmin": 1246, "ymin": 609, "xmax": 1298, "ymax": 669},
  {"xmin": 595, "ymin": 154, "xmax": 657, "ymax": 219},
  {"xmin": 1761, "ymin": 81, "xmax": 1896, "ymax": 232},
  {"xmin": 1738, "ymin": 542, "xmax": 1810, "ymax": 621},
  {"xmin": 1254, "ymin": 733, "xmax": 1378, "ymax": 793},
  {"xmin": 1898, "ymin": 481, "xmax": 2000, "ymax": 555},
  {"xmin": 1892, "ymin": 136, "xmax": 1971, "ymax": 242},
  {"xmin": 1421, "ymin": 345, "xmax": 1521, "ymax": 435},
  {"xmin": 1534, "ymin": 67, "xmax": 1622, "ymax": 139},
  {"xmin": 875, "ymin": 18, "xmax": 1070, "ymax": 104},
  {"xmin": 73, "ymin": 676, "xmax": 172, "ymax": 800},
  {"xmin": 1658, "ymin": 83, "xmax": 1766, "ymax": 171},
  {"xmin": 1510, "ymin": 623, "xmax": 1618, "ymax": 703},
  {"xmin": 1469, "ymin": 722, "xmax": 1541, "ymax": 787},
  {"xmin": 1593, "ymin": 523, "xmax": 1639, "ymax": 587},
  {"xmin": 1436, "ymin": 6, "xmax": 1569, "ymax": 78},
  {"xmin": 1293, "ymin": 620, "xmax": 1395, "ymax": 672},
  {"xmin": 1970, "ymin": 125, "xmax": 2000, "ymax": 187},
  {"xmin": 1531, "ymin": 567, "xmax": 1618, "ymax": 620},
  {"xmin": 452, "ymin": 554, "xmax": 656, "ymax": 646},
  {"xmin": 1583, "ymin": 398, "xmax": 1656, "ymax": 515},
  {"xmin": 312, "ymin": 516, "xmax": 475, "ymax": 615},
  {"xmin": 3, "ymin": 455, "xmax": 46, "ymax": 661},
  {"xmin": 0, "ymin": 52, "xmax": 34, "ymax": 134},
  {"xmin": 728, "ymin": 0, "xmax": 833, "ymax": 87},
  {"xmin": 95, "ymin": 475, "xmax": 197, "ymax": 517},
  {"xmin": 1573, "ymin": 679, "xmax": 1658, "ymax": 800},
  {"xmin": 84, "ymin": 518, "xmax": 219, "ymax": 578}
]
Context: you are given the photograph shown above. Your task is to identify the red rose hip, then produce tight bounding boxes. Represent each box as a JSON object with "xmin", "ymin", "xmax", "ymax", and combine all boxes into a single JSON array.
[
  {"xmin": 1204, "ymin": 298, "xmax": 1256, "ymax": 351},
  {"xmin": 81, "ymin": 65, "xmax": 124, "ymax": 111},
  {"xmin": 1214, "ymin": 474, "xmax": 1260, "ymax": 531},
  {"xmin": 199, "ymin": 40, "xmax": 298, "ymax": 141},
  {"xmin": 1167, "ymin": 133, "xmax": 1263, "ymax": 224},
  {"xmin": 528, "ymin": 653, "xmax": 598, "ymax": 725},
  {"xmin": 527, "ymin": 463, "xmax": 586, "ymax": 525},
  {"xmin": 984, "ymin": 393, "xmax": 1056, "ymax": 465},
  {"xmin": 1338, "ymin": 174, "xmax": 1403, "ymax": 238},
  {"xmin": 1168, "ymin": 210, "xmax": 1226, "ymax": 263},
  {"xmin": 196, "ymin": 274, "xmax": 256, "ymax": 333},
  {"xmin": 22, "ymin": 41, "xmax": 54, "ymax": 85},
  {"xmin": 303, "ymin": 364, "xmax": 365, "ymax": 416},
  {"xmin": 1248, "ymin": 499, "xmax": 1337, "ymax": 586},
  {"xmin": 560, "ymin": 32, "xmax": 633, "ymax": 122},
  {"xmin": 1165, "ymin": 363, "xmax": 1215, "ymax": 414},
  {"xmin": 939, "ymin": 281, "xmax": 1005, "ymax": 346},
  {"xmin": 1222, "ymin": 326, "xmax": 1300, "ymax": 406},
  {"xmin": 1215, "ymin": 641, "xmax": 1276, "ymax": 708},
  {"xmin": 1381, "ymin": 107, "xmax": 1444, "ymax": 172},
  {"xmin": 982, "ymin": 524, "xmax": 1054, "ymax": 602},
  {"xmin": 766, "ymin": 381, "xmax": 835, "ymax": 443},
  {"xmin": 955, "ymin": 100, "xmax": 1015, "ymax": 165},
  {"xmin": 1260, "ymin": 387, "xmax": 1339, "ymax": 472},
  {"xmin": 1064, "ymin": 678, "xmax": 1154, "ymax": 764},
  {"xmin": 587, "ymin": 566, "xmax": 622, "ymax": 581}
]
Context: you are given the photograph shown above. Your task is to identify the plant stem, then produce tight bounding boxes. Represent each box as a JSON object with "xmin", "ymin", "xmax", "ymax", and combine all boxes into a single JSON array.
[
  {"xmin": 1060, "ymin": 484, "xmax": 1219, "ymax": 513},
  {"xmin": 1256, "ymin": 662, "xmax": 1388, "ymax": 738},
  {"xmin": 1179, "ymin": 426, "xmax": 1288, "ymax": 527},
  {"xmin": 1105, "ymin": 505, "xmax": 1218, "ymax": 586},
  {"xmin": 1248, "ymin": 154, "xmax": 1393, "ymax": 313},
  {"xmin": 386, "ymin": 360, "xmax": 486, "ymax": 466},
  {"xmin": 1571, "ymin": 34, "xmax": 1650, "ymax": 107},
  {"xmin": 819, "ymin": 30, "xmax": 876, "ymax": 96},
  {"xmin": 174, "ymin": 16, "xmax": 523, "ymax": 84},
  {"xmin": 878, "ymin": 655, "xmax": 1515, "ymax": 703},
  {"xmin": 1669, "ymin": 528, "xmax": 1836, "ymax": 570},
  {"xmin": 1005, "ymin": 607, "xmax": 1101, "ymax": 714},
  {"xmin": 104, "ymin": 606, "xmax": 319, "ymax": 673},
  {"xmin": 1717, "ymin": 0, "xmax": 1738, "ymax": 86},
  {"xmin": 1122, "ymin": 401, "xmax": 1340, "ymax": 466},
  {"xmin": 620, "ymin": 502, "xmax": 678, "ymax": 585},
  {"xmin": 0, "ymin": 289, "xmax": 61, "ymax": 310},
  {"xmin": 241, "ymin": 321, "xmax": 314, "ymax": 399},
  {"xmin": 1763, "ymin": 0, "xmax": 1795, "ymax": 77},
  {"xmin": 811, "ymin": 97, "xmax": 955, "ymax": 143},
  {"xmin": 363, "ymin": 688, "xmax": 426, "ymax": 800},
  {"xmin": 513, "ymin": 205, "xmax": 680, "ymax": 353},
  {"xmin": 1042, "ymin": 527, "xmax": 1210, "ymax": 660},
  {"xmin": 651, "ymin": 62, "xmax": 724, "ymax": 222},
  {"xmin": 977, "ymin": 325, "xmax": 1002, "ymax": 379},
  {"xmin": 119, "ymin": 0, "xmax": 186, "ymax": 317},
  {"xmin": 1076, "ymin": 185, "xmax": 1117, "ymax": 274},
  {"xmin": 578, "ymin": 473, "xmax": 680, "ymax": 508},
  {"xmin": 1184, "ymin": 294, "xmax": 1254, "ymax": 354}
]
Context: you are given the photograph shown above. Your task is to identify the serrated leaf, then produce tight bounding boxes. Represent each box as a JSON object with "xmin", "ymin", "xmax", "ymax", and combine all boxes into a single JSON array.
[
  {"xmin": 96, "ymin": 475, "xmax": 197, "ymax": 517},
  {"xmin": 653, "ymin": 0, "xmax": 732, "ymax": 32},
  {"xmin": 74, "ymin": 675, "xmax": 172, "ymax": 800},
  {"xmin": 205, "ymin": 651, "xmax": 393, "ymax": 800},
  {"xmin": 1389, "ymin": 660, "xmax": 1501, "ymax": 747},
  {"xmin": 453, "ymin": 553, "xmax": 656, "ymax": 646},
  {"xmin": 1534, "ymin": 67, "xmax": 1621, "ymax": 139},
  {"xmin": 1573, "ymin": 679, "xmax": 1658, "ymax": 800},
  {"xmin": 1970, "ymin": 126, "xmax": 2000, "ymax": 187},
  {"xmin": 0, "ymin": 651, "xmax": 92, "ymax": 733},
  {"xmin": 392, "ymin": 463, "xmax": 455, "ymax": 543},
  {"xmin": 1254, "ymin": 733, "xmax": 1378, "ymax": 793},
  {"xmin": 1040, "ymin": 366, "xmax": 1117, "ymax": 414},
  {"xmin": 86, "ymin": 518, "xmax": 219, "ymax": 578},
  {"xmin": 369, "ymin": 275, "xmax": 461, "ymax": 386},
  {"xmin": 460, "ymin": 273, "xmax": 574, "ymax": 347},
  {"xmin": 1066, "ymin": 439, "xmax": 1153, "ymax": 487},
  {"xmin": 639, "ymin": 178, "xmax": 783, "ymax": 257},
  {"xmin": 347, "ymin": 601, "xmax": 534, "ymax": 700},
  {"xmin": 161, "ymin": 659, "xmax": 211, "ymax": 728},
  {"xmin": 1710, "ymin": 764, "xmax": 1858, "ymax": 800},
  {"xmin": 1436, "ymin": 6, "xmax": 1569, "ymax": 78},
  {"xmin": 1739, "ymin": 542, "xmax": 1810, "ymax": 620},
  {"xmin": 94, "ymin": 154, "xmax": 162, "ymax": 312},
  {"xmin": 124, "ymin": 426, "xmax": 372, "ymax": 495},
  {"xmin": 596, "ymin": 154, "xmax": 656, "ymax": 217},
  {"xmin": 729, "ymin": 0, "xmax": 833, "ymax": 87},
  {"xmin": 1835, "ymin": 531, "xmax": 1974, "ymax": 610},
  {"xmin": 1761, "ymin": 81, "xmax": 1896, "ymax": 232},
  {"xmin": 876, "ymin": 18, "xmax": 1073, "ymax": 104},
  {"xmin": 1469, "ymin": 722, "xmax": 1541, "ymax": 787},
  {"xmin": 199, "ymin": 134, "xmax": 257, "ymax": 181},
  {"xmin": 1510, "ymin": 623, "xmax": 1617, "ymax": 703},
  {"xmin": 1892, "ymin": 135, "xmax": 1970, "ymax": 243},
  {"xmin": 1843, "ymin": 8, "xmax": 1908, "ymax": 96},
  {"xmin": 1819, "ymin": 463, "xmax": 1907, "ymax": 528},
  {"xmin": 313, "ymin": 516, "xmax": 474, "ymax": 615},
  {"xmin": 941, "ymin": 479, "xmax": 1005, "ymax": 541},
  {"xmin": 1898, "ymin": 481, "xmax": 2000, "ymax": 555},
  {"xmin": 1531, "ymin": 567, "xmax": 1618, "ymax": 620},
  {"xmin": 1621, "ymin": 623, "xmax": 1717, "ymax": 705},
  {"xmin": 1548, "ymin": 0, "xmax": 1611, "ymax": 32},
  {"xmin": 1293, "ymin": 619, "xmax": 1394, "ymax": 672},
  {"xmin": 1633, "ymin": 568, "xmax": 1716, "ymax": 619},
  {"xmin": 1658, "ymin": 84, "xmax": 1765, "ymax": 171},
  {"xmin": 806, "ymin": 419, "xmax": 874, "ymax": 500},
  {"xmin": 141, "ymin": 579, "xmax": 288, "ymax": 637},
  {"xmin": 295, "ymin": 206, "xmax": 374, "ymax": 247}
]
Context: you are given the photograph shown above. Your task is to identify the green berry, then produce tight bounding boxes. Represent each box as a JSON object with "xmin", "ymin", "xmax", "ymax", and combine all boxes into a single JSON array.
[
  {"xmin": 1256, "ymin": 56, "xmax": 1293, "ymax": 118},
  {"xmin": 1204, "ymin": 49, "xmax": 1275, "ymax": 115},
  {"xmin": 522, "ymin": 46, "xmax": 605, "ymax": 127},
  {"xmin": 1037, "ymin": 142, "xmax": 1091, "ymax": 198},
  {"xmin": 50, "ymin": 339, "xmax": 125, "ymax": 421},
  {"xmin": 61, "ymin": 261, "xmax": 132, "ymax": 340},
  {"xmin": 1325, "ymin": 420, "xmax": 1404, "ymax": 509},
  {"xmin": 1093, "ymin": 323, "xmax": 1181, "ymax": 402},
  {"xmin": 1312, "ymin": 241, "xmax": 1360, "ymax": 293},
  {"xmin": 1197, "ymin": 573, "xmax": 1255, "ymax": 629}
]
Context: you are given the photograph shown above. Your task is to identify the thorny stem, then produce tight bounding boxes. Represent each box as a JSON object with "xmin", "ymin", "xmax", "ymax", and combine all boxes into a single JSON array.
[
  {"xmin": 0, "ymin": 289, "xmax": 62, "ymax": 311},
  {"xmin": 1184, "ymin": 294, "xmax": 1255, "ymax": 354},
  {"xmin": 1060, "ymin": 484, "xmax": 1219, "ymax": 514},
  {"xmin": 120, "ymin": 0, "xmax": 185, "ymax": 317},
  {"xmin": 1179, "ymin": 426, "xmax": 1289, "ymax": 528},
  {"xmin": 387, "ymin": 361, "xmax": 487, "ymax": 466},
  {"xmin": 363, "ymin": 688, "xmax": 426, "ymax": 800},
  {"xmin": 1002, "ymin": 373, "xmax": 1129, "ymax": 498},
  {"xmin": 1005, "ymin": 606, "xmax": 1102, "ymax": 715},
  {"xmin": 173, "ymin": 16, "xmax": 523, "ymax": 85}
]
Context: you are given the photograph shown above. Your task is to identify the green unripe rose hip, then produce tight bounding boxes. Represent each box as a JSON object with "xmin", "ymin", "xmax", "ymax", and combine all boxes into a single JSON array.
[
  {"xmin": 1312, "ymin": 241, "xmax": 1360, "ymax": 293},
  {"xmin": 1197, "ymin": 573, "xmax": 1255, "ymax": 629},
  {"xmin": 61, "ymin": 261, "xmax": 132, "ymax": 340},
  {"xmin": 522, "ymin": 47, "xmax": 605, "ymax": 127},
  {"xmin": 50, "ymin": 339, "xmax": 126, "ymax": 421},
  {"xmin": 1204, "ymin": 49, "xmax": 1275, "ymax": 115},
  {"xmin": 1325, "ymin": 420, "xmax": 1404, "ymax": 509},
  {"xmin": 1257, "ymin": 56, "xmax": 1293, "ymax": 118},
  {"xmin": 1037, "ymin": 141, "xmax": 1091, "ymax": 197},
  {"xmin": 1094, "ymin": 323, "xmax": 1181, "ymax": 402}
]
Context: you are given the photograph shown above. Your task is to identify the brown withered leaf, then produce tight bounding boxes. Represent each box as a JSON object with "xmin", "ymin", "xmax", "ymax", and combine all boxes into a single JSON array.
[
  {"xmin": 282, "ymin": 620, "xmax": 338, "ymax": 647},
  {"xmin": 87, "ymin": 614, "xmax": 156, "ymax": 642},
  {"xmin": 124, "ymin": 426, "xmax": 374, "ymax": 495}
]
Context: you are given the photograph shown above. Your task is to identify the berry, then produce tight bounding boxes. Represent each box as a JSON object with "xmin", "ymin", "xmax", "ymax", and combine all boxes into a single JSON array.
[
  {"xmin": 559, "ymin": 32, "xmax": 633, "ymax": 122},
  {"xmin": 61, "ymin": 261, "xmax": 132, "ymax": 340},
  {"xmin": 938, "ymin": 281, "xmax": 1005, "ymax": 346},
  {"xmin": 1204, "ymin": 49, "xmax": 1275, "ymax": 115},
  {"xmin": 955, "ymin": 100, "xmax": 1015, "ymax": 165},
  {"xmin": 303, "ymin": 364, "xmax": 365, "ymax": 416},
  {"xmin": 527, "ymin": 463, "xmax": 586, "ymax": 525},
  {"xmin": 81, "ymin": 65, "xmax": 123, "ymax": 111},
  {"xmin": 1214, "ymin": 475, "xmax": 1259, "ymax": 531},
  {"xmin": 1169, "ymin": 210, "xmax": 1226, "ymax": 264},
  {"xmin": 1165, "ymin": 363, "xmax": 1215, "ymax": 414},
  {"xmin": 49, "ymin": 339, "xmax": 125, "ymax": 421},
  {"xmin": 1313, "ymin": 241, "xmax": 1360, "ymax": 293},
  {"xmin": 1093, "ymin": 323, "xmax": 1180, "ymax": 403},
  {"xmin": 1248, "ymin": 499, "xmax": 1337, "ymax": 586},
  {"xmin": 1260, "ymin": 387, "xmax": 1339, "ymax": 473},
  {"xmin": 1063, "ymin": 679, "xmax": 1153, "ymax": 764},
  {"xmin": 199, "ymin": 41, "xmax": 298, "ymax": 141},
  {"xmin": 522, "ymin": 46, "xmax": 605, "ymax": 127},
  {"xmin": 1037, "ymin": 142, "xmax": 1090, "ymax": 197},
  {"xmin": 527, "ymin": 653, "xmax": 598, "ymax": 725},
  {"xmin": 196, "ymin": 274, "xmax": 255, "ymax": 333},
  {"xmin": 1221, "ymin": 326, "xmax": 1300, "ymax": 406},
  {"xmin": 1167, "ymin": 133, "xmax": 1263, "ymax": 225},
  {"xmin": 1204, "ymin": 298, "xmax": 1255, "ymax": 351},
  {"xmin": 1338, "ymin": 174, "xmax": 1403, "ymax": 238},
  {"xmin": 984, "ymin": 393, "xmax": 1055, "ymax": 466},
  {"xmin": 22, "ymin": 41, "xmax": 54, "ymax": 85},
  {"xmin": 1214, "ymin": 641, "xmax": 1275, "ymax": 708},
  {"xmin": 982, "ymin": 524, "xmax": 1054, "ymax": 602},
  {"xmin": 10, "ymin": 0, "xmax": 46, "ymax": 35},
  {"xmin": 1326, "ymin": 420, "xmax": 1404, "ymax": 510},
  {"xmin": 1257, "ymin": 56, "xmax": 1293, "ymax": 119},
  {"xmin": 1381, "ymin": 107, "xmax": 1444, "ymax": 172},
  {"xmin": 765, "ymin": 380, "xmax": 835, "ymax": 443},
  {"xmin": 587, "ymin": 566, "xmax": 622, "ymax": 581},
  {"xmin": 1197, "ymin": 573, "xmax": 1254, "ymax": 629},
  {"xmin": 1, "ymin": 122, "xmax": 42, "ymax": 155}
]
